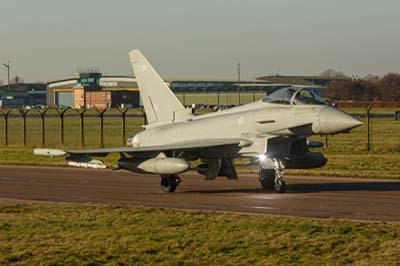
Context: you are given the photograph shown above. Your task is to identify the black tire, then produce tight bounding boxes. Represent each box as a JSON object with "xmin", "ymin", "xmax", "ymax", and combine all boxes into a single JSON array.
[
  {"xmin": 161, "ymin": 175, "xmax": 178, "ymax": 193},
  {"xmin": 275, "ymin": 179, "xmax": 286, "ymax": 193},
  {"xmin": 259, "ymin": 169, "xmax": 275, "ymax": 190}
]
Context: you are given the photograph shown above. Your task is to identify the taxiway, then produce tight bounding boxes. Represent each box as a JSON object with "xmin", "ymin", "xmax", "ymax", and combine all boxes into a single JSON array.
[{"xmin": 0, "ymin": 165, "xmax": 399, "ymax": 222}]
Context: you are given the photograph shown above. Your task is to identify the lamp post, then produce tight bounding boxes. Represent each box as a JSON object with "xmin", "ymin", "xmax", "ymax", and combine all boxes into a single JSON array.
[
  {"xmin": 2, "ymin": 61, "xmax": 10, "ymax": 91},
  {"xmin": 237, "ymin": 62, "xmax": 241, "ymax": 105}
]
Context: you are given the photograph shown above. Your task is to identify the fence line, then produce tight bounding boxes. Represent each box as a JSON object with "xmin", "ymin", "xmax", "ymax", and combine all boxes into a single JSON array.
[
  {"xmin": 175, "ymin": 92, "xmax": 266, "ymax": 106},
  {"xmin": 0, "ymin": 108, "xmax": 146, "ymax": 148},
  {"xmin": 0, "ymin": 107, "xmax": 396, "ymax": 151}
]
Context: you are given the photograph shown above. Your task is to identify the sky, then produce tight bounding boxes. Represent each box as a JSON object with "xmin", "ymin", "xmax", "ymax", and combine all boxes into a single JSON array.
[{"xmin": 1, "ymin": 0, "xmax": 400, "ymax": 82}]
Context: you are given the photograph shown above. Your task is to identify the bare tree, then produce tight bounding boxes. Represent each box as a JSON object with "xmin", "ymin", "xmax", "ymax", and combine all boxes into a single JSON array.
[
  {"xmin": 11, "ymin": 76, "xmax": 24, "ymax": 84},
  {"xmin": 363, "ymin": 74, "xmax": 379, "ymax": 84},
  {"xmin": 376, "ymin": 73, "xmax": 400, "ymax": 101},
  {"xmin": 325, "ymin": 80, "xmax": 381, "ymax": 101}
]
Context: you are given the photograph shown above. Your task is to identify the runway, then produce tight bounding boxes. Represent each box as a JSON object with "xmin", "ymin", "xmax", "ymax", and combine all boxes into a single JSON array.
[{"xmin": 0, "ymin": 165, "xmax": 400, "ymax": 222}]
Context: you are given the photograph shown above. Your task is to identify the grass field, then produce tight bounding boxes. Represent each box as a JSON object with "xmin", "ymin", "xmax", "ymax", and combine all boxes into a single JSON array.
[
  {"xmin": 0, "ymin": 203, "xmax": 399, "ymax": 266},
  {"xmin": 0, "ymin": 107, "xmax": 399, "ymax": 266},
  {"xmin": 0, "ymin": 107, "xmax": 399, "ymax": 179}
]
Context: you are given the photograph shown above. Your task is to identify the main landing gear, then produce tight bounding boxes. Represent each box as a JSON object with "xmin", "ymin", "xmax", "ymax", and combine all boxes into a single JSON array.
[
  {"xmin": 259, "ymin": 158, "xmax": 286, "ymax": 193},
  {"xmin": 160, "ymin": 174, "xmax": 182, "ymax": 192}
]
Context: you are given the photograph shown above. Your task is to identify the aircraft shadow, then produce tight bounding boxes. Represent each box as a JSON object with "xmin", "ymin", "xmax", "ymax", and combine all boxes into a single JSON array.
[
  {"xmin": 287, "ymin": 181, "xmax": 400, "ymax": 194},
  {"xmin": 183, "ymin": 188, "xmax": 265, "ymax": 194},
  {"xmin": 183, "ymin": 181, "xmax": 400, "ymax": 194}
]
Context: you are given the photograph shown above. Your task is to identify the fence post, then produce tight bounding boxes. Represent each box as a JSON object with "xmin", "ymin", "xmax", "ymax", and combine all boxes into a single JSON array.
[
  {"xmin": 118, "ymin": 107, "xmax": 129, "ymax": 145},
  {"xmin": 19, "ymin": 108, "xmax": 30, "ymax": 147},
  {"xmin": 324, "ymin": 135, "xmax": 328, "ymax": 149},
  {"xmin": 95, "ymin": 108, "xmax": 107, "ymax": 148},
  {"xmin": 366, "ymin": 106, "xmax": 371, "ymax": 151},
  {"xmin": 36, "ymin": 108, "xmax": 48, "ymax": 147},
  {"xmin": 56, "ymin": 108, "xmax": 68, "ymax": 146},
  {"xmin": 0, "ymin": 109, "xmax": 11, "ymax": 146},
  {"xmin": 76, "ymin": 109, "xmax": 86, "ymax": 147}
]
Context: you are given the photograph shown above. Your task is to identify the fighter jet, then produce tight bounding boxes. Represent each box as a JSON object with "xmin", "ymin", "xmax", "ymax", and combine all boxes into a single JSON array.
[{"xmin": 34, "ymin": 49, "xmax": 362, "ymax": 193}]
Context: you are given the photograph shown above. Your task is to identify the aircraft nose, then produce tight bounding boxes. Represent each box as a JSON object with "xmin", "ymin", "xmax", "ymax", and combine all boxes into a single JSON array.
[{"xmin": 313, "ymin": 107, "xmax": 363, "ymax": 134}]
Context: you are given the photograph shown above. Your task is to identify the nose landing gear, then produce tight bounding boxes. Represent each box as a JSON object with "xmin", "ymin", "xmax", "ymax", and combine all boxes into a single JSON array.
[
  {"xmin": 259, "ymin": 158, "xmax": 286, "ymax": 193},
  {"xmin": 160, "ymin": 174, "xmax": 182, "ymax": 193}
]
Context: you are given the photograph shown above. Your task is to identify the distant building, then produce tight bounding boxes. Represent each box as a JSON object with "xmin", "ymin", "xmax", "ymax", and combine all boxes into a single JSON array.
[
  {"xmin": 258, "ymin": 75, "xmax": 351, "ymax": 86},
  {"xmin": 165, "ymin": 77, "xmax": 273, "ymax": 93},
  {"xmin": 47, "ymin": 74, "xmax": 276, "ymax": 108},
  {"xmin": 0, "ymin": 73, "xmax": 340, "ymax": 109},
  {"xmin": 0, "ymin": 83, "xmax": 46, "ymax": 108},
  {"xmin": 47, "ymin": 72, "xmax": 140, "ymax": 109},
  {"xmin": 257, "ymin": 75, "xmax": 351, "ymax": 96}
]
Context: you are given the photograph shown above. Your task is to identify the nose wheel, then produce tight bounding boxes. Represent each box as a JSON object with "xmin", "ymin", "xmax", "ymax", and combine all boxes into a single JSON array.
[
  {"xmin": 259, "ymin": 169, "xmax": 275, "ymax": 189},
  {"xmin": 160, "ymin": 174, "xmax": 181, "ymax": 193},
  {"xmin": 274, "ymin": 176, "xmax": 286, "ymax": 193}
]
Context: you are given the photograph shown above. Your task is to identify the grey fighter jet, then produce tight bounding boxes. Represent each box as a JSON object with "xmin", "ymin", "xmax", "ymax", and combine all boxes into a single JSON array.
[{"xmin": 34, "ymin": 49, "xmax": 362, "ymax": 193}]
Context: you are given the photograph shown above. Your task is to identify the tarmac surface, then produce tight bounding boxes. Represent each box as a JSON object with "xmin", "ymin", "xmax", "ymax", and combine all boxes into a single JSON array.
[{"xmin": 1, "ymin": 165, "xmax": 400, "ymax": 222}]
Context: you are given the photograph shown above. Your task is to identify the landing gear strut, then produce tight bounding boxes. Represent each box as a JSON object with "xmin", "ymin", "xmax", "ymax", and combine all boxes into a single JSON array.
[
  {"xmin": 272, "ymin": 158, "xmax": 286, "ymax": 193},
  {"xmin": 160, "ymin": 174, "xmax": 181, "ymax": 193}
]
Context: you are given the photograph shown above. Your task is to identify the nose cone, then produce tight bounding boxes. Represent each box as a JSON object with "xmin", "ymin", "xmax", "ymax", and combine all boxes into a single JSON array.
[{"xmin": 313, "ymin": 107, "xmax": 362, "ymax": 134}]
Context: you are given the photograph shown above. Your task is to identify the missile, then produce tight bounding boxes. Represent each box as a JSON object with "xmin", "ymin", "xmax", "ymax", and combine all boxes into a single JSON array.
[
  {"xmin": 67, "ymin": 157, "xmax": 106, "ymax": 169},
  {"xmin": 34, "ymin": 148, "xmax": 67, "ymax": 157},
  {"xmin": 68, "ymin": 161, "xmax": 107, "ymax": 169}
]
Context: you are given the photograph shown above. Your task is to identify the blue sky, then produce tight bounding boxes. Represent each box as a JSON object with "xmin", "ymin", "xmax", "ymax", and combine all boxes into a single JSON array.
[{"xmin": 1, "ymin": 0, "xmax": 399, "ymax": 82}]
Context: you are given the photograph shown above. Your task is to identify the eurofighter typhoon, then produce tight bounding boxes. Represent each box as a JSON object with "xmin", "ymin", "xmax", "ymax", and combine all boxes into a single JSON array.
[{"xmin": 34, "ymin": 50, "xmax": 362, "ymax": 193}]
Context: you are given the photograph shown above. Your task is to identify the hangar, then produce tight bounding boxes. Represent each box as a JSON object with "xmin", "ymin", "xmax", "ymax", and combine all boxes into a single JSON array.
[
  {"xmin": 47, "ymin": 71, "xmax": 140, "ymax": 109},
  {"xmin": 167, "ymin": 77, "xmax": 272, "ymax": 92},
  {"xmin": 0, "ymin": 83, "xmax": 46, "ymax": 108},
  {"xmin": 47, "ymin": 73, "xmax": 275, "ymax": 108}
]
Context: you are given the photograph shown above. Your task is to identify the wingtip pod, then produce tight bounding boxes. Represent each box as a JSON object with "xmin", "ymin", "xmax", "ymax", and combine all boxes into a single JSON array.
[{"xmin": 34, "ymin": 148, "xmax": 66, "ymax": 157}]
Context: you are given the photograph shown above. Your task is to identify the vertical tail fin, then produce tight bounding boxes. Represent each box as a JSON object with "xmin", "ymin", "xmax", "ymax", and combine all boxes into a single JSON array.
[{"xmin": 129, "ymin": 49, "xmax": 190, "ymax": 126}]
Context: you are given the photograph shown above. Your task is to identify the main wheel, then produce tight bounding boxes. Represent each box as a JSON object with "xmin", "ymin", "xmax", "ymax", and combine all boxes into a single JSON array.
[
  {"xmin": 161, "ymin": 175, "xmax": 178, "ymax": 193},
  {"xmin": 259, "ymin": 169, "xmax": 275, "ymax": 190},
  {"xmin": 274, "ymin": 179, "xmax": 286, "ymax": 193}
]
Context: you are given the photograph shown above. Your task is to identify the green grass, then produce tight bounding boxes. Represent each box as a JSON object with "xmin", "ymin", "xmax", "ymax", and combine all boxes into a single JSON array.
[
  {"xmin": 0, "ymin": 108, "xmax": 399, "ymax": 179},
  {"xmin": 175, "ymin": 92, "xmax": 266, "ymax": 105},
  {"xmin": 286, "ymin": 154, "xmax": 400, "ymax": 179},
  {"xmin": 0, "ymin": 203, "xmax": 399, "ymax": 266},
  {"xmin": 0, "ymin": 109, "xmax": 144, "ymax": 148}
]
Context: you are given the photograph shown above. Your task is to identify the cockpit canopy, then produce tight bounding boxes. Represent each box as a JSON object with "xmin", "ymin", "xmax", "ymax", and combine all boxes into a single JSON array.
[{"xmin": 262, "ymin": 87, "xmax": 327, "ymax": 106}]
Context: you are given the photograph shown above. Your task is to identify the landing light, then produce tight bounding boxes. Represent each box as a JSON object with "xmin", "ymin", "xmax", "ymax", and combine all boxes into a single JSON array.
[{"xmin": 258, "ymin": 154, "xmax": 267, "ymax": 162}]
